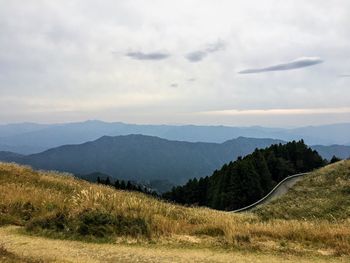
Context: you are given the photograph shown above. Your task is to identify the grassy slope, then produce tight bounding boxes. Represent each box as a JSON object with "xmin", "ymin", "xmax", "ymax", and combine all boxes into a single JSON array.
[
  {"xmin": 0, "ymin": 161, "xmax": 350, "ymax": 261},
  {"xmin": 255, "ymin": 160, "xmax": 350, "ymax": 220}
]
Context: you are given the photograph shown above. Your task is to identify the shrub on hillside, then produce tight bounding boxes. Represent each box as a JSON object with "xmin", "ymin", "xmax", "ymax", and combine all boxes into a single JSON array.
[{"xmin": 25, "ymin": 209, "xmax": 150, "ymax": 240}]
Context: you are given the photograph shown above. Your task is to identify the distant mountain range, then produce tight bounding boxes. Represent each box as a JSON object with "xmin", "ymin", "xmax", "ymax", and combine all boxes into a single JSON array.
[
  {"xmin": 0, "ymin": 135, "xmax": 283, "ymax": 189},
  {"xmin": 1, "ymin": 134, "xmax": 349, "ymax": 193},
  {"xmin": 310, "ymin": 145, "xmax": 350, "ymax": 160},
  {"xmin": 0, "ymin": 120, "xmax": 349, "ymax": 154}
]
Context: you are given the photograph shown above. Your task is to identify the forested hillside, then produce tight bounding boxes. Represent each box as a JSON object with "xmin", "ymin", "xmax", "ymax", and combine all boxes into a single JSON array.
[{"xmin": 163, "ymin": 140, "xmax": 326, "ymax": 210}]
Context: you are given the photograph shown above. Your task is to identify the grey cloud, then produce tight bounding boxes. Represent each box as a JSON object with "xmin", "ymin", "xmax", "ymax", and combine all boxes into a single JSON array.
[
  {"xmin": 126, "ymin": 51, "xmax": 170, "ymax": 61},
  {"xmin": 186, "ymin": 51, "xmax": 207, "ymax": 62},
  {"xmin": 187, "ymin": 78, "xmax": 196, "ymax": 82},
  {"xmin": 206, "ymin": 41, "xmax": 226, "ymax": 53},
  {"xmin": 338, "ymin": 74, "xmax": 350, "ymax": 77},
  {"xmin": 186, "ymin": 41, "xmax": 225, "ymax": 62},
  {"xmin": 238, "ymin": 57, "xmax": 323, "ymax": 74},
  {"xmin": 170, "ymin": 83, "xmax": 178, "ymax": 88}
]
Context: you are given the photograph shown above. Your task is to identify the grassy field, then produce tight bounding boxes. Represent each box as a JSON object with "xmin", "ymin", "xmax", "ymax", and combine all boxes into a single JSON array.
[{"xmin": 0, "ymin": 161, "xmax": 350, "ymax": 262}]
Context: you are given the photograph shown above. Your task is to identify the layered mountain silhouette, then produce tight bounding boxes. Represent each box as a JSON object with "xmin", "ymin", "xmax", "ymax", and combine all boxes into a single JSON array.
[
  {"xmin": 0, "ymin": 135, "xmax": 284, "ymax": 188},
  {"xmin": 0, "ymin": 120, "xmax": 349, "ymax": 154},
  {"xmin": 310, "ymin": 145, "xmax": 350, "ymax": 160},
  {"xmin": 1, "ymin": 134, "xmax": 349, "ymax": 193}
]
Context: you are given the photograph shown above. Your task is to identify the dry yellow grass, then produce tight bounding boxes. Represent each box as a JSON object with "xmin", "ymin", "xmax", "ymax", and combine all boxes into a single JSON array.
[
  {"xmin": 1, "ymin": 161, "xmax": 350, "ymax": 260},
  {"xmin": 1, "ymin": 226, "xmax": 348, "ymax": 263},
  {"xmin": 255, "ymin": 160, "xmax": 350, "ymax": 220}
]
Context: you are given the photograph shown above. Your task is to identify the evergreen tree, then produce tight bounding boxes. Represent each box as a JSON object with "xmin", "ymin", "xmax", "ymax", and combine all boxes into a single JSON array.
[
  {"xmin": 114, "ymin": 180, "xmax": 120, "ymax": 189},
  {"xmin": 330, "ymin": 155, "xmax": 341, "ymax": 164},
  {"xmin": 120, "ymin": 180, "xmax": 126, "ymax": 190},
  {"xmin": 105, "ymin": 176, "xmax": 111, "ymax": 185},
  {"xmin": 251, "ymin": 150, "xmax": 273, "ymax": 194}
]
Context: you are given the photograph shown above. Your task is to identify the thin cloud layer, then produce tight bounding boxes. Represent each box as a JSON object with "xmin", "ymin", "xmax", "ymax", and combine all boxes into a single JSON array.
[
  {"xmin": 338, "ymin": 74, "xmax": 350, "ymax": 78},
  {"xmin": 126, "ymin": 51, "xmax": 170, "ymax": 61},
  {"xmin": 238, "ymin": 57, "xmax": 323, "ymax": 74},
  {"xmin": 186, "ymin": 41, "xmax": 225, "ymax": 62}
]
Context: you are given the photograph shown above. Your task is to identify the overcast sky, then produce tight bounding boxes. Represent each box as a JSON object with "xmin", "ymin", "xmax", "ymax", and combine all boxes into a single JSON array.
[{"xmin": 0, "ymin": 0, "xmax": 350, "ymax": 127}]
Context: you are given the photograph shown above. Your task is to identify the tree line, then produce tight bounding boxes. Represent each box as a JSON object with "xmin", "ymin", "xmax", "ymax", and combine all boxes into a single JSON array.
[
  {"xmin": 97, "ymin": 176, "xmax": 158, "ymax": 196},
  {"xmin": 162, "ymin": 140, "xmax": 326, "ymax": 210}
]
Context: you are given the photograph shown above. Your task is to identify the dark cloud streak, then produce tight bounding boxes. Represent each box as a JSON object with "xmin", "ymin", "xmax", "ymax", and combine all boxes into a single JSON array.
[
  {"xmin": 238, "ymin": 57, "xmax": 323, "ymax": 74},
  {"xmin": 126, "ymin": 51, "xmax": 170, "ymax": 61},
  {"xmin": 186, "ymin": 41, "xmax": 225, "ymax": 62},
  {"xmin": 186, "ymin": 51, "xmax": 207, "ymax": 62}
]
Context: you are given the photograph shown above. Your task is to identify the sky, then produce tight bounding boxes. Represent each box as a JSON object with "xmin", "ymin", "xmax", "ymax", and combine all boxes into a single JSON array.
[{"xmin": 0, "ymin": 0, "xmax": 350, "ymax": 127}]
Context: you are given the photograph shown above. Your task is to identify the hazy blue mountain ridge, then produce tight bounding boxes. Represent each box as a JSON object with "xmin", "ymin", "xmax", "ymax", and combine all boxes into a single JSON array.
[
  {"xmin": 0, "ymin": 121, "xmax": 349, "ymax": 154},
  {"xmin": 1, "ymin": 134, "xmax": 349, "ymax": 192},
  {"xmin": 0, "ymin": 135, "xmax": 283, "ymax": 187}
]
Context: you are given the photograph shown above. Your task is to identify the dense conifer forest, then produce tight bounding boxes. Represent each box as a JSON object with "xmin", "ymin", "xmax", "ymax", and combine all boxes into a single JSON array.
[{"xmin": 163, "ymin": 140, "xmax": 326, "ymax": 210}]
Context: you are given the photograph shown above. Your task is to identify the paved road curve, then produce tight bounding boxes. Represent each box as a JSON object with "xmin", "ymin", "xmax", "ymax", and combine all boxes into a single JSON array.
[{"xmin": 232, "ymin": 172, "xmax": 309, "ymax": 213}]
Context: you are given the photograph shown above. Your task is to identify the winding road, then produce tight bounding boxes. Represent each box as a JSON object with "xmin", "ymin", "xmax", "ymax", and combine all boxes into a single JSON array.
[{"xmin": 232, "ymin": 172, "xmax": 309, "ymax": 213}]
